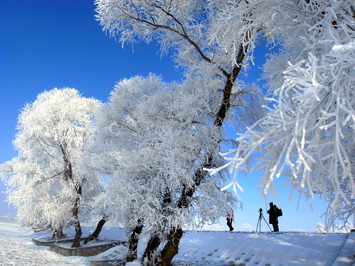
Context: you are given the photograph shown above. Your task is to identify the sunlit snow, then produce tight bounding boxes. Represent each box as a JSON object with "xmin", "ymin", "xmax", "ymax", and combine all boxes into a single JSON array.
[{"xmin": 0, "ymin": 220, "xmax": 354, "ymax": 265}]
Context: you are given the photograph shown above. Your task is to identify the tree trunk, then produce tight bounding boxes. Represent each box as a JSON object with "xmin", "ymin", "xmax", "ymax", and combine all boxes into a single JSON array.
[
  {"xmin": 71, "ymin": 184, "xmax": 82, "ymax": 248},
  {"xmin": 151, "ymin": 58, "xmax": 245, "ymax": 263},
  {"xmin": 60, "ymin": 151, "xmax": 83, "ymax": 248},
  {"xmin": 71, "ymin": 220, "xmax": 82, "ymax": 248},
  {"xmin": 144, "ymin": 58, "xmax": 245, "ymax": 264},
  {"xmin": 126, "ymin": 222, "xmax": 143, "ymax": 262},
  {"xmin": 142, "ymin": 233, "xmax": 162, "ymax": 265},
  {"xmin": 140, "ymin": 57, "xmax": 246, "ymax": 264},
  {"xmin": 157, "ymin": 227, "xmax": 183, "ymax": 266},
  {"xmin": 52, "ymin": 226, "xmax": 65, "ymax": 240},
  {"xmin": 84, "ymin": 217, "xmax": 107, "ymax": 244}
]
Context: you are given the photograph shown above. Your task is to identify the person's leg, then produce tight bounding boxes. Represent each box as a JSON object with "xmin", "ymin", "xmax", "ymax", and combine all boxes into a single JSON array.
[{"xmin": 273, "ymin": 222, "xmax": 279, "ymax": 232}]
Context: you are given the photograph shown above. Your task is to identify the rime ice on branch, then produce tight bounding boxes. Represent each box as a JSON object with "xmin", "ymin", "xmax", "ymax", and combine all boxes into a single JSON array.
[{"xmin": 215, "ymin": 0, "xmax": 355, "ymax": 231}]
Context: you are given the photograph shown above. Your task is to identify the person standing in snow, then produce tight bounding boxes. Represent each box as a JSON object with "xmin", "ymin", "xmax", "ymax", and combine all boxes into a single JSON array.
[
  {"xmin": 226, "ymin": 213, "xmax": 234, "ymax": 231},
  {"xmin": 267, "ymin": 202, "xmax": 279, "ymax": 232}
]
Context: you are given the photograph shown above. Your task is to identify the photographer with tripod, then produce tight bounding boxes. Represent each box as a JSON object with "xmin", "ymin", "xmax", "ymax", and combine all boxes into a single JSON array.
[{"xmin": 255, "ymin": 203, "xmax": 283, "ymax": 233}]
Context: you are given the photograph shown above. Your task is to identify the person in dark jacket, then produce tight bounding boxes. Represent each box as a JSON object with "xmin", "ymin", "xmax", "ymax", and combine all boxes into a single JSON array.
[
  {"xmin": 226, "ymin": 213, "xmax": 234, "ymax": 231},
  {"xmin": 267, "ymin": 202, "xmax": 279, "ymax": 232}
]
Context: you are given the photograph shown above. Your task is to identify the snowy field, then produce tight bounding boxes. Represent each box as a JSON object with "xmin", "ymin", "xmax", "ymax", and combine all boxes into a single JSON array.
[
  {"xmin": 0, "ymin": 221, "xmax": 354, "ymax": 266},
  {"xmin": 0, "ymin": 222, "xmax": 86, "ymax": 265}
]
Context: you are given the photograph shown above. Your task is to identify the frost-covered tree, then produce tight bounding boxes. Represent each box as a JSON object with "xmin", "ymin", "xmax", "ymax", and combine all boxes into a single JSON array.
[
  {"xmin": 1, "ymin": 88, "xmax": 101, "ymax": 247},
  {"xmin": 87, "ymin": 75, "xmax": 238, "ymax": 264},
  {"xmin": 213, "ymin": 0, "xmax": 355, "ymax": 230},
  {"xmin": 94, "ymin": 0, "xmax": 263, "ymax": 264}
]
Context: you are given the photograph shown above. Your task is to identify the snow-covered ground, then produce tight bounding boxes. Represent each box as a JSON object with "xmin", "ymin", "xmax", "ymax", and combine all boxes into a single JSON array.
[
  {"xmin": 0, "ymin": 221, "xmax": 354, "ymax": 265},
  {"xmin": 0, "ymin": 222, "xmax": 86, "ymax": 265}
]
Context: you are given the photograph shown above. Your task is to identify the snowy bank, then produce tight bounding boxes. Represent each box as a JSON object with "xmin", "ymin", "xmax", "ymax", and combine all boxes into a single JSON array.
[{"xmin": 0, "ymin": 222, "xmax": 354, "ymax": 265}]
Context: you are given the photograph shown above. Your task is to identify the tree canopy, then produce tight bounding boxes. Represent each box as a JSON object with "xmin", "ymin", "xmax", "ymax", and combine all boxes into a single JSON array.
[
  {"xmin": 213, "ymin": 0, "xmax": 355, "ymax": 230},
  {"xmin": 1, "ymin": 88, "xmax": 101, "ymax": 245}
]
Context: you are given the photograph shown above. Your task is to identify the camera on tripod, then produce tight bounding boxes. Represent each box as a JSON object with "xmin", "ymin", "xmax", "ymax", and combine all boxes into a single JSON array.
[{"xmin": 255, "ymin": 207, "xmax": 272, "ymax": 233}]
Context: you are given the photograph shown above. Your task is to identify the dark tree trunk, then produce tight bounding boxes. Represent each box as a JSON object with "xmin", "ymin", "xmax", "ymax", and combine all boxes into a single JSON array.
[
  {"xmin": 84, "ymin": 217, "xmax": 107, "ymax": 244},
  {"xmin": 142, "ymin": 233, "xmax": 162, "ymax": 265},
  {"xmin": 71, "ymin": 183, "xmax": 82, "ymax": 248},
  {"xmin": 157, "ymin": 228, "xmax": 183, "ymax": 266},
  {"xmin": 141, "ymin": 190, "xmax": 172, "ymax": 264},
  {"xmin": 60, "ymin": 147, "xmax": 83, "ymax": 248},
  {"xmin": 126, "ymin": 222, "xmax": 143, "ymax": 262},
  {"xmin": 71, "ymin": 220, "xmax": 82, "ymax": 248},
  {"xmin": 147, "ymin": 55, "xmax": 246, "ymax": 265},
  {"xmin": 52, "ymin": 226, "xmax": 65, "ymax": 240}
]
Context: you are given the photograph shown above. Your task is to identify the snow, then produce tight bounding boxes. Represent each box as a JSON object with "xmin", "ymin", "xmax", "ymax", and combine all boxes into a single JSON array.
[
  {"xmin": 0, "ymin": 222, "xmax": 85, "ymax": 266},
  {"xmin": 331, "ymin": 40, "xmax": 355, "ymax": 54},
  {"xmin": 176, "ymin": 231, "xmax": 346, "ymax": 266},
  {"xmin": 1, "ymin": 221, "xmax": 354, "ymax": 265}
]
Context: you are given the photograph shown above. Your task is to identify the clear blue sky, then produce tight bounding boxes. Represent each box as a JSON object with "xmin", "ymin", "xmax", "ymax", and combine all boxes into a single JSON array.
[{"xmin": 1, "ymin": 0, "xmax": 329, "ymax": 231}]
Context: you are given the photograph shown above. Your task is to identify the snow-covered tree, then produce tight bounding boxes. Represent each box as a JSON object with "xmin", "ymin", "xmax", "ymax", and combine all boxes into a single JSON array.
[
  {"xmin": 213, "ymin": 0, "xmax": 355, "ymax": 230},
  {"xmin": 242, "ymin": 223, "xmax": 253, "ymax": 232},
  {"xmin": 86, "ymin": 74, "xmax": 238, "ymax": 263},
  {"xmin": 1, "ymin": 88, "xmax": 101, "ymax": 247},
  {"xmin": 94, "ymin": 0, "xmax": 264, "ymax": 264}
]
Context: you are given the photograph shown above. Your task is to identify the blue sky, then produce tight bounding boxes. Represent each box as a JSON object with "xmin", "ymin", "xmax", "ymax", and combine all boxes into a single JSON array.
[{"xmin": 1, "ymin": 0, "xmax": 329, "ymax": 231}]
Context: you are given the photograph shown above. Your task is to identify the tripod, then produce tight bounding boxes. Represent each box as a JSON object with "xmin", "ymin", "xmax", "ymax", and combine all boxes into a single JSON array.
[{"xmin": 255, "ymin": 208, "xmax": 272, "ymax": 234}]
